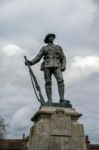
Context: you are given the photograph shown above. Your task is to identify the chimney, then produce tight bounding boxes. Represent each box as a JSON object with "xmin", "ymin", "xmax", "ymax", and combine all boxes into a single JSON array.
[{"xmin": 23, "ymin": 133, "xmax": 25, "ymax": 139}]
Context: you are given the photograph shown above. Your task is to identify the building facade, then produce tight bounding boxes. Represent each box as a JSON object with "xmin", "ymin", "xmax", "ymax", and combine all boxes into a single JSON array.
[{"xmin": 0, "ymin": 136, "xmax": 29, "ymax": 150}]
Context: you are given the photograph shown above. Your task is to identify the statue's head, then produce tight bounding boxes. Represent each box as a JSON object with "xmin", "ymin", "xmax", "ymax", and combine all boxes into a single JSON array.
[{"xmin": 44, "ymin": 33, "xmax": 56, "ymax": 43}]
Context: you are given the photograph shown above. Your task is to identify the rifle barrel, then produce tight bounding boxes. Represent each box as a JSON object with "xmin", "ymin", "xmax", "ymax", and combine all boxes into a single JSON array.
[{"xmin": 24, "ymin": 56, "xmax": 45, "ymax": 105}]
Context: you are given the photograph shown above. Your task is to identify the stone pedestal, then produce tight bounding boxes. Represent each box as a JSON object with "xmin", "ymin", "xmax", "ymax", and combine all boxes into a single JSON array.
[{"xmin": 28, "ymin": 106, "xmax": 87, "ymax": 150}]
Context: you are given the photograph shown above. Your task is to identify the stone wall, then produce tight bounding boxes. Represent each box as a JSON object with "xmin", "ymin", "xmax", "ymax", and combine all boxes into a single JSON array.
[{"xmin": 28, "ymin": 106, "xmax": 87, "ymax": 150}]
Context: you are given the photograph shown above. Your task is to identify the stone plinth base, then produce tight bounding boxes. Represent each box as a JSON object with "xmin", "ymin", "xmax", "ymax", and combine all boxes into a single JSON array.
[{"xmin": 28, "ymin": 106, "xmax": 87, "ymax": 150}]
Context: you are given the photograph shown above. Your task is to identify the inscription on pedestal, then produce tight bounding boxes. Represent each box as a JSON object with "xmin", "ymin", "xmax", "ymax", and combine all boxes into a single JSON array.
[{"xmin": 51, "ymin": 109, "xmax": 71, "ymax": 136}]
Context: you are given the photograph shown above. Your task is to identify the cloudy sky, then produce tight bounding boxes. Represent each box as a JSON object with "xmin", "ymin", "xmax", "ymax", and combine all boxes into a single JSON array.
[{"xmin": 0, "ymin": 0, "xmax": 99, "ymax": 144}]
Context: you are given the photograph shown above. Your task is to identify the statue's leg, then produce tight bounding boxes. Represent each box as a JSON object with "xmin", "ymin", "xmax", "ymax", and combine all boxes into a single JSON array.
[
  {"xmin": 53, "ymin": 68, "xmax": 65, "ymax": 102},
  {"xmin": 58, "ymin": 82, "xmax": 65, "ymax": 102},
  {"xmin": 44, "ymin": 68, "xmax": 52, "ymax": 103}
]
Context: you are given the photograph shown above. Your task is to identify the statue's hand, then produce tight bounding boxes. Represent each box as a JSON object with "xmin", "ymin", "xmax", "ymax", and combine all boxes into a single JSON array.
[
  {"xmin": 25, "ymin": 60, "xmax": 32, "ymax": 66},
  {"xmin": 61, "ymin": 66, "xmax": 66, "ymax": 71}
]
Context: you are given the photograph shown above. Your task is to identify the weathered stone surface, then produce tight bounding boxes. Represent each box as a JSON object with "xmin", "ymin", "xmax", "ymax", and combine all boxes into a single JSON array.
[
  {"xmin": 28, "ymin": 106, "xmax": 87, "ymax": 150},
  {"xmin": 35, "ymin": 134, "xmax": 50, "ymax": 150},
  {"xmin": 71, "ymin": 123, "xmax": 85, "ymax": 136},
  {"xmin": 71, "ymin": 136, "xmax": 87, "ymax": 150},
  {"xmin": 51, "ymin": 136, "xmax": 71, "ymax": 150},
  {"xmin": 51, "ymin": 109, "xmax": 71, "ymax": 136},
  {"xmin": 31, "ymin": 106, "xmax": 82, "ymax": 122}
]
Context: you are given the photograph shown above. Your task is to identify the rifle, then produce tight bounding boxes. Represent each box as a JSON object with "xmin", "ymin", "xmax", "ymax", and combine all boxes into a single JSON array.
[{"xmin": 24, "ymin": 56, "xmax": 45, "ymax": 106}]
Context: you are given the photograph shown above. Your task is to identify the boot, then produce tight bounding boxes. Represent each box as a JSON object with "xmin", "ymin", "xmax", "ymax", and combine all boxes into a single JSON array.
[
  {"xmin": 58, "ymin": 86, "xmax": 70, "ymax": 104},
  {"xmin": 46, "ymin": 88, "xmax": 52, "ymax": 103},
  {"xmin": 58, "ymin": 85, "xmax": 65, "ymax": 103}
]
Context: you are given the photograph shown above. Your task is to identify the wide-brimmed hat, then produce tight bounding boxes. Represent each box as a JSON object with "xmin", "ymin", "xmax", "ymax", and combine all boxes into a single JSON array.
[{"xmin": 44, "ymin": 33, "xmax": 56, "ymax": 43}]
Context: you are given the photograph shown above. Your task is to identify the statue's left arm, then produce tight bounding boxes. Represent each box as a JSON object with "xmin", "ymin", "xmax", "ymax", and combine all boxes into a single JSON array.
[{"xmin": 59, "ymin": 46, "xmax": 66, "ymax": 71}]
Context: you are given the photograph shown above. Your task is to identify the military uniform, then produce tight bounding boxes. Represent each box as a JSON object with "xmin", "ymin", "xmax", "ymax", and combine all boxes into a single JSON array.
[{"xmin": 31, "ymin": 43, "xmax": 66, "ymax": 102}]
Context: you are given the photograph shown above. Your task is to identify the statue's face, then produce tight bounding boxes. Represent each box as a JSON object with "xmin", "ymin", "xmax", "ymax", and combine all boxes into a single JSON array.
[{"xmin": 48, "ymin": 36, "xmax": 54, "ymax": 43}]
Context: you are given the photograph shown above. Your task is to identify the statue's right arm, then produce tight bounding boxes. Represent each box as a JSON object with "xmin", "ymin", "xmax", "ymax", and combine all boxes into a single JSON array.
[{"xmin": 31, "ymin": 47, "xmax": 44, "ymax": 65}]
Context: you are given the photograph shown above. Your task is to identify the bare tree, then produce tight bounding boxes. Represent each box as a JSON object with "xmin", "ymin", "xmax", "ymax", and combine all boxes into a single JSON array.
[{"xmin": 0, "ymin": 115, "xmax": 7, "ymax": 139}]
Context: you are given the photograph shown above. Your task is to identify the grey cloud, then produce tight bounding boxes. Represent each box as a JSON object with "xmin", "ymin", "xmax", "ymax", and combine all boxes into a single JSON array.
[
  {"xmin": 0, "ymin": 0, "xmax": 98, "ymax": 52},
  {"xmin": 66, "ymin": 73, "xmax": 99, "ymax": 143}
]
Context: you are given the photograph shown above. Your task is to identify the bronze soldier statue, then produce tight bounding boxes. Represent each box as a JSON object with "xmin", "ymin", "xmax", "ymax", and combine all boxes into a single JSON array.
[{"xmin": 25, "ymin": 33, "xmax": 66, "ymax": 104}]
